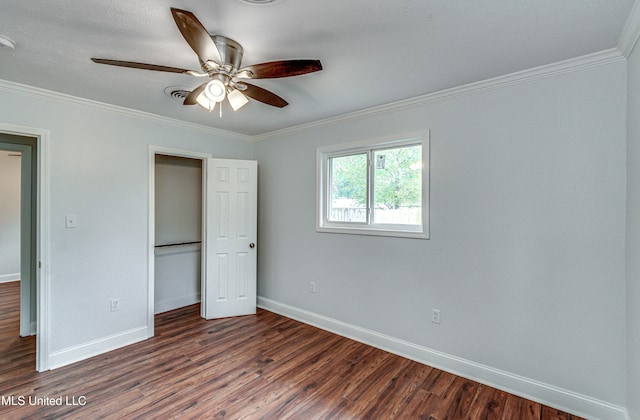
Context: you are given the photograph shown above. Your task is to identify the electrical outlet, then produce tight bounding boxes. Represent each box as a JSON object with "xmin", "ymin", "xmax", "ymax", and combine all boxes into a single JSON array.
[
  {"xmin": 309, "ymin": 281, "xmax": 317, "ymax": 293},
  {"xmin": 432, "ymin": 309, "xmax": 441, "ymax": 324},
  {"xmin": 110, "ymin": 298, "xmax": 120, "ymax": 312}
]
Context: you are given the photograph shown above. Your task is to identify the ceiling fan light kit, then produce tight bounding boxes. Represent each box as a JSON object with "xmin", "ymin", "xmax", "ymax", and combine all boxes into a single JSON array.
[
  {"xmin": 195, "ymin": 78, "xmax": 248, "ymax": 115},
  {"xmin": 227, "ymin": 88, "xmax": 249, "ymax": 111},
  {"xmin": 204, "ymin": 79, "xmax": 226, "ymax": 102},
  {"xmin": 91, "ymin": 7, "xmax": 322, "ymax": 118}
]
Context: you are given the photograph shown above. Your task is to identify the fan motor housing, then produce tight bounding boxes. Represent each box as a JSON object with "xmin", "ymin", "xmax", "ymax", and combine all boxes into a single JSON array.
[{"xmin": 211, "ymin": 35, "xmax": 243, "ymax": 70}]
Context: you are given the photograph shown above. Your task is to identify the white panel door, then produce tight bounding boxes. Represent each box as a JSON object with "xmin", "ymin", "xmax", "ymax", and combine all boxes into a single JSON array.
[{"xmin": 203, "ymin": 158, "xmax": 257, "ymax": 319}]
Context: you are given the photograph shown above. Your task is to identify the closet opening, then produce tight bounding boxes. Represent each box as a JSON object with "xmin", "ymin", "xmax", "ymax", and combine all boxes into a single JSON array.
[{"xmin": 154, "ymin": 154, "xmax": 203, "ymax": 316}]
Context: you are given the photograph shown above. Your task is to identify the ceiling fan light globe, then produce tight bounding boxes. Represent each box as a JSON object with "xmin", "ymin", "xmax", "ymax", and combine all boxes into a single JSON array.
[
  {"xmin": 204, "ymin": 79, "xmax": 226, "ymax": 102},
  {"xmin": 196, "ymin": 92, "xmax": 216, "ymax": 111},
  {"xmin": 228, "ymin": 89, "xmax": 249, "ymax": 111}
]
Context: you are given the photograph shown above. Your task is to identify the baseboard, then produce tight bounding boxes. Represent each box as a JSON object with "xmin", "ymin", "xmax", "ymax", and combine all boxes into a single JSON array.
[
  {"xmin": 154, "ymin": 293, "xmax": 200, "ymax": 314},
  {"xmin": 0, "ymin": 273, "xmax": 20, "ymax": 283},
  {"xmin": 48, "ymin": 326, "xmax": 148, "ymax": 370},
  {"xmin": 258, "ymin": 296, "xmax": 627, "ymax": 420},
  {"xmin": 19, "ymin": 321, "xmax": 37, "ymax": 338}
]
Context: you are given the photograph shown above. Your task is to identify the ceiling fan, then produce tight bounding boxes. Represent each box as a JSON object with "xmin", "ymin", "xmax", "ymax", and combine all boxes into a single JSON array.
[{"xmin": 91, "ymin": 8, "xmax": 322, "ymax": 113}]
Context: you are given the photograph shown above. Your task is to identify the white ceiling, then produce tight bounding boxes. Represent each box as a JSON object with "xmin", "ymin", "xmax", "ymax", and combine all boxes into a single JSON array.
[{"xmin": 0, "ymin": 0, "xmax": 635, "ymax": 136}]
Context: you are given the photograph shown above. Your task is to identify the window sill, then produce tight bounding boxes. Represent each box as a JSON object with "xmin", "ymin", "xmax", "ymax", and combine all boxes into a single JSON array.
[{"xmin": 316, "ymin": 224, "xmax": 429, "ymax": 239}]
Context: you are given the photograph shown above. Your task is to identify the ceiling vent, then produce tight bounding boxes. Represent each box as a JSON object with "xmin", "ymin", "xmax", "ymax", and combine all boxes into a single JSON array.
[
  {"xmin": 164, "ymin": 86, "xmax": 192, "ymax": 102},
  {"xmin": 0, "ymin": 35, "xmax": 16, "ymax": 50}
]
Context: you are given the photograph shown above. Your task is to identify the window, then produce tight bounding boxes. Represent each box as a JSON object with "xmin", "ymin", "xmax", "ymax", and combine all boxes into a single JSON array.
[{"xmin": 317, "ymin": 132, "xmax": 429, "ymax": 239}]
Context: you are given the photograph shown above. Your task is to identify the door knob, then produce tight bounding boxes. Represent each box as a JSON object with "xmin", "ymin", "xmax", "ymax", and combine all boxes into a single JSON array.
[{"xmin": 249, "ymin": 243, "xmax": 255, "ymax": 249}]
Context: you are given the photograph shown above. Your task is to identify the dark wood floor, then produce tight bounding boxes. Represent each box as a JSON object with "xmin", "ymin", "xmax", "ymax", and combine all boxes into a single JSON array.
[{"xmin": 0, "ymin": 281, "xmax": 582, "ymax": 419}]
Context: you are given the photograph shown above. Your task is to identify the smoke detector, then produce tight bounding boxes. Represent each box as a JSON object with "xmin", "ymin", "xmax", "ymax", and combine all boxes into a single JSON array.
[{"xmin": 240, "ymin": 0, "xmax": 277, "ymax": 4}]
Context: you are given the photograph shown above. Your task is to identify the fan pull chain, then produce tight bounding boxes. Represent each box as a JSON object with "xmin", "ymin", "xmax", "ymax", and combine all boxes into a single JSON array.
[{"xmin": 219, "ymin": 104, "xmax": 223, "ymax": 118}]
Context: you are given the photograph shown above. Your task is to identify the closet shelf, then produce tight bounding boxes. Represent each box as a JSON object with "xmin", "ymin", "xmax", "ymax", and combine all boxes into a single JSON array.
[{"xmin": 155, "ymin": 241, "xmax": 201, "ymax": 248}]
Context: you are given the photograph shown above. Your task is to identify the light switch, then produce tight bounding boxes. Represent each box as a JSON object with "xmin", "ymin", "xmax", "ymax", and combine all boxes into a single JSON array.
[{"xmin": 65, "ymin": 215, "xmax": 78, "ymax": 228}]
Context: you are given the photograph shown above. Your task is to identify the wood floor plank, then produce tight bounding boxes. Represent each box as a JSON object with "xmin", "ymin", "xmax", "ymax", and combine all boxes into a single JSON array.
[
  {"xmin": 500, "ymin": 393, "xmax": 543, "ymax": 420},
  {"xmin": 0, "ymin": 282, "xmax": 585, "ymax": 419},
  {"xmin": 337, "ymin": 356, "xmax": 414, "ymax": 418},
  {"xmin": 421, "ymin": 367, "xmax": 458, "ymax": 397},
  {"xmin": 541, "ymin": 404, "xmax": 581, "ymax": 420},
  {"xmin": 360, "ymin": 361, "xmax": 435, "ymax": 419},
  {"xmin": 275, "ymin": 340, "xmax": 382, "ymax": 419},
  {"xmin": 405, "ymin": 389, "xmax": 443, "ymax": 419},
  {"xmin": 428, "ymin": 375, "xmax": 481, "ymax": 419},
  {"xmin": 465, "ymin": 384, "xmax": 509, "ymax": 420}
]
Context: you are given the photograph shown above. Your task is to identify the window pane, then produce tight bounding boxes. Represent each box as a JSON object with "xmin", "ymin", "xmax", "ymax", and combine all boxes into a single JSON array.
[
  {"xmin": 373, "ymin": 145, "xmax": 422, "ymax": 225},
  {"xmin": 329, "ymin": 153, "xmax": 367, "ymax": 222}
]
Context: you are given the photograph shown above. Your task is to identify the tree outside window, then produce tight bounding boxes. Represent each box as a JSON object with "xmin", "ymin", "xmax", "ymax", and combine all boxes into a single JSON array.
[{"xmin": 328, "ymin": 144, "xmax": 422, "ymax": 226}]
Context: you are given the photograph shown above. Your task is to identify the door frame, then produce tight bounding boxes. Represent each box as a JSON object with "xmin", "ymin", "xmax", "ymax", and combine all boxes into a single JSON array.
[
  {"xmin": 147, "ymin": 146, "xmax": 211, "ymax": 337},
  {"xmin": 0, "ymin": 123, "xmax": 50, "ymax": 372}
]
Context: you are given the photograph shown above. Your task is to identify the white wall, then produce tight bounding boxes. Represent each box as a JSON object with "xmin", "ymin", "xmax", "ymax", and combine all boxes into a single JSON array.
[
  {"xmin": 0, "ymin": 82, "xmax": 253, "ymax": 362},
  {"xmin": 255, "ymin": 61, "xmax": 627, "ymax": 415},
  {"xmin": 626, "ymin": 35, "xmax": 640, "ymax": 420},
  {"xmin": 154, "ymin": 155, "xmax": 202, "ymax": 313},
  {"xmin": 154, "ymin": 244, "xmax": 201, "ymax": 313},
  {"xmin": 0, "ymin": 153, "xmax": 21, "ymax": 282}
]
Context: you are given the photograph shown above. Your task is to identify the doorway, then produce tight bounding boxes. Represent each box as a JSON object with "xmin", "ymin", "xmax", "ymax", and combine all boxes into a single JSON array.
[
  {"xmin": 0, "ymin": 135, "xmax": 35, "ymax": 335},
  {"xmin": 147, "ymin": 146, "xmax": 211, "ymax": 336},
  {"xmin": 0, "ymin": 128, "xmax": 46, "ymax": 371},
  {"xmin": 154, "ymin": 154, "xmax": 203, "ymax": 315}
]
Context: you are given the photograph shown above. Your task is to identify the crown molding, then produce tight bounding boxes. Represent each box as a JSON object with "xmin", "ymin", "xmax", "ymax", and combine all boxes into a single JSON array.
[
  {"xmin": 619, "ymin": 0, "xmax": 640, "ymax": 57},
  {"xmin": 0, "ymin": 79, "xmax": 253, "ymax": 143},
  {"xmin": 254, "ymin": 48, "xmax": 625, "ymax": 141}
]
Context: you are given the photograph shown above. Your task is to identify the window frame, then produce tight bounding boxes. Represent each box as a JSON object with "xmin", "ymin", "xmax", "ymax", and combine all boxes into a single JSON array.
[{"xmin": 316, "ymin": 131, "xmax": 430, "ymax": 239}]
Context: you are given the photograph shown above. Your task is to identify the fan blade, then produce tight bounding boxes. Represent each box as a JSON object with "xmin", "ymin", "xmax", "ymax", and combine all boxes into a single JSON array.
[
  {"xmin": 241, "ymin": 83, "xmax": 288, "ymax": 108},
  {"xmin": 237, "ymin": 59, "xmax": 322, "ymax": 79},
  {"xmin": 91, "ymin": 58, "xmax": 196, "ymax": 74},
  {"xmin": 171, "ymin": 8, "xmax": 220, "ymax": 64},
  {"xmin": 184, "ymin": 81, "xmax": 209, "ymax": 105}
]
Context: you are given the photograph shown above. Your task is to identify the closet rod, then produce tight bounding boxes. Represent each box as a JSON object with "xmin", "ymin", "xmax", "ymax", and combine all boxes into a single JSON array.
[{"xmin": 155, "ymin": 241, "xmax": 201, "ymax": 248}]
